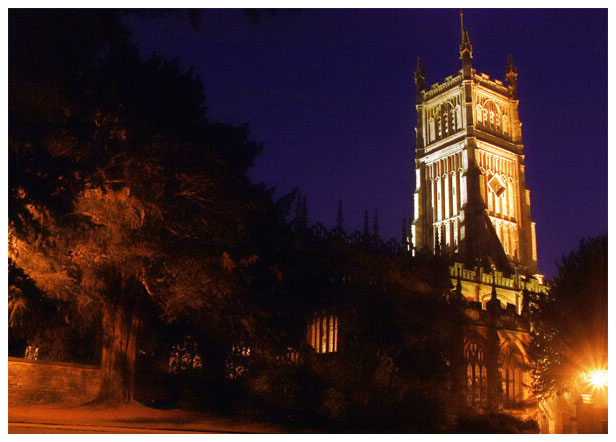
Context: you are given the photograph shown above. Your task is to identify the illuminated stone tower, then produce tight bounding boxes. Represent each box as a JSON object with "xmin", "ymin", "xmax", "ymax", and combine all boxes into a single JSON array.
[{"xmin": 411, "ymin": 16, "xmax": 538, "ymax": 276}]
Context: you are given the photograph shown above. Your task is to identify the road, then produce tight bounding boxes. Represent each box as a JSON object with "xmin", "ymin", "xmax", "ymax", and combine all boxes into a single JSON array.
[{"xmin": 9, "ymin": 422, "xmax": 220, "ymax": 434}]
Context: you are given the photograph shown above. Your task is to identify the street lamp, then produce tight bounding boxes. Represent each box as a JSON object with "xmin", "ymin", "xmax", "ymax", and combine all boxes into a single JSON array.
[{"xmin": 585, "ymin": 369, "xmax": 608, "ymax": 390}]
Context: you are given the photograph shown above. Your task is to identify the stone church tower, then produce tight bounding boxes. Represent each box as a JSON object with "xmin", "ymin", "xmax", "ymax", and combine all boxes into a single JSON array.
[
  {"xmin": 411, "ymin": 15, "xmax": 539, "ymax": 277},
  {"xmin": 409, "ymin": 15, "xmax": 548, "ymax": 418}
]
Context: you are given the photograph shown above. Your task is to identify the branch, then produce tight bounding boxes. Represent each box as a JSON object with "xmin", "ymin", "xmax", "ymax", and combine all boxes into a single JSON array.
[{"xmin": 139, "ymin": 269, "xmax": 157, "ymax": 298}]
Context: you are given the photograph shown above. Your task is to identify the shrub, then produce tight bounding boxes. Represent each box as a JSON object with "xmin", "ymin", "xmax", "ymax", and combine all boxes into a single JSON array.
[
  {"xmin": 245, "ymin": 364, "xmax": 326, "ymax": 428},
  {"xmin": 453, "ymin": 412, "xmax": 539, "ymax": 433}
]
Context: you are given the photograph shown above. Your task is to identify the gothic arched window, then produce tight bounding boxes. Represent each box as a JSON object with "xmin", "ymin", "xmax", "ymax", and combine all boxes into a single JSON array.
[
  {"xmin": 500, "ymin": 346, "xmax": 524, "ymax": 408},
  {"xmin": 465, "ymin": 341, "xmax": 487, "ymax": 407},
  {"xmin": 307, "ymin": 314, "xmax": 338, "ymax": 354}
]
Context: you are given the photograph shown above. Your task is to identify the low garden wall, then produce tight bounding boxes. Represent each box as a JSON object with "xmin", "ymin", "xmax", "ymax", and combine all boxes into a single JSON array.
[{"xmin": 8, "ymin": 356, "xmax": 102, "ymax": 406}]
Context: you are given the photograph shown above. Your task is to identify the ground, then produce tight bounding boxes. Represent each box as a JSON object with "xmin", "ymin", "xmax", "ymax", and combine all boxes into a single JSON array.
[{"xmin": 8, "ymin": 402, "xmax": 282, "ymax": 434}]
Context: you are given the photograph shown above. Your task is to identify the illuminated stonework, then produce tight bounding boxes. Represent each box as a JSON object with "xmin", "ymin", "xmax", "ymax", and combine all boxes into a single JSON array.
[{"xmin": 411, "ymin": 23, "xmax": 538, "ymax": 276}]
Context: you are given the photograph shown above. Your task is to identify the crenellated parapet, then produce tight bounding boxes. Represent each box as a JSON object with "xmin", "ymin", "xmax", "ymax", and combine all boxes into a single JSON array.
[
  {"xmin": 424, "ymin": 74, "xmax": 463, "ymax": 101},
  {"xmin": 473, "ymin": 71, "xmax": 514, "ymax": 97}
]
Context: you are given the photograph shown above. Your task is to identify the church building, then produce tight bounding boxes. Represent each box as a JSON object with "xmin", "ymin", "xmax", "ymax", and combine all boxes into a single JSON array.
[{"xmin": 298, "ymin": 14, "xmax": 557, "ymax": 431}]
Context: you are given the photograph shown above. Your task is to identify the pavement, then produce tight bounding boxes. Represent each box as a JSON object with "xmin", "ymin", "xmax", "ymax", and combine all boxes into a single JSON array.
[{"xmin": 8, "ymin": 402, "xmax": 283, "ymax": 434}]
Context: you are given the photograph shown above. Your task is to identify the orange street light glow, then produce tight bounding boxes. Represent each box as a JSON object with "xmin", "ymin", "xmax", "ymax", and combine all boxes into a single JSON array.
[{"xmin": 586, "ymin": 369, "xmax": 608, "ymax": 389}]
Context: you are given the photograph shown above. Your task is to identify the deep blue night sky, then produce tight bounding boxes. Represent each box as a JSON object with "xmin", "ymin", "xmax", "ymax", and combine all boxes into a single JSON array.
[{"xmin": 122, "ymin": 9, "xmax": 607, "ymax": 280}]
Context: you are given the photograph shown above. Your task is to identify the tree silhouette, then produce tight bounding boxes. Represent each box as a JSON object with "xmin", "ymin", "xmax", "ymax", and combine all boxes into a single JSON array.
[
  {"xmin": 9, "ymin": 10, "xmax": 276, "ymax": 403},
  {"xmin": 527, "ymin": 235, "xmax": 607, "ymax": 399}
]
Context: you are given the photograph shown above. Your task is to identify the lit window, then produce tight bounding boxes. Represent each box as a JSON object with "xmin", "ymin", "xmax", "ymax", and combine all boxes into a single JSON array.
[
  {"xmin": 500, "ymin": 347, "xmax": 523, "ymax": 408},
  {"xmin": 307, "ymin": 315, "xmax": 338, "ymax": 353},
  {"xmin": 465, "ymin": 341, "xmax": 487, "ymax": 407}
]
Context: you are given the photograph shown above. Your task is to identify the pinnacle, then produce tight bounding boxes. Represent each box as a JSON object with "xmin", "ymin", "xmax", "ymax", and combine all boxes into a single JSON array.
[{"xmin": 459, "ymin": 29, "xmax": 473, "ymax": 58}]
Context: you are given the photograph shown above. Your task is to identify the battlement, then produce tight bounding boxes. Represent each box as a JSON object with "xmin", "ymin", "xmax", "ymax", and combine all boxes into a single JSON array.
[
  {"xmin": 450, "ymin": 262, "xmax": 547, "ymax": 294},
  {"xmin": 424, "ymin": 74, "xmax": 462, "ymax": 101},
  {"xmin": 474, "ymin": 71, "xmax": 512, "ymax": 97}
]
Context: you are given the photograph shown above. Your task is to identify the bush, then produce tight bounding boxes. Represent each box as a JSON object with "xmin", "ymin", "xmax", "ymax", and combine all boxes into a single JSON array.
[
  {"xmin": 453, "ymin": 412, "xmax": 539, "ymax": 433},
  {"xmin": 245, "ymin": 364, "xmax": 326, "ymax": 428}
]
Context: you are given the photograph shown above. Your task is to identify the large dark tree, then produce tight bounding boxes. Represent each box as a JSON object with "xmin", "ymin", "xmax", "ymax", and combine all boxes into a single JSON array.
[
  {"xmin": 9, "ymin": 10, "xmax": 277, "ymax": 403},
  {"xmin": 527, "ymin": 235, "xmax": 607, "ymax": 399}
]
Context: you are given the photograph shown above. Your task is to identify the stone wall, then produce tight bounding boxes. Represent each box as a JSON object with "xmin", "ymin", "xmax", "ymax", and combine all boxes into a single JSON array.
[{"xmin": 8, "ymin": 357, "xmax": 101, "ymax": 406}]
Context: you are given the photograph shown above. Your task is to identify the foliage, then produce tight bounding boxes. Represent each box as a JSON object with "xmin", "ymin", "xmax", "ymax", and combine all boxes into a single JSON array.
[
  {"xmin": 9, "ymin": 259, "xmax": 101, "ymax": 364},
  {"xmin": 244, "ymin": 362, "xmax": 326, "ymax": 427},
  {"xmin": 453, "ymin": 412, "xmax": 539, "ymax": 433},
  {"xmin": 10, "ymin": 8, "xmax": 271, "ymax": 332},
  {"xmin": 9, "ymin": 9, "xmax": 286, "ymax": 401},
  {"xmin": 527, "ymin": 235, "xmax": 607, "ymax": 399}
]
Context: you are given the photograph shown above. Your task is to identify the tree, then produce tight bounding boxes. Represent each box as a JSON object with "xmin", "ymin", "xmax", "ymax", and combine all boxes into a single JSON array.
[
  {"xmin": 9, "ymin": 10, "xmax": 277, "ymax": 403},
  {"xmin": 527, "ymin": 235, "xmax": 607, "ymax": 399}
]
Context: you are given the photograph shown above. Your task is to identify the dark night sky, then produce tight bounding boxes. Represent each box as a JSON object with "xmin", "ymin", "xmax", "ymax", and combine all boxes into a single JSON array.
[{"xmin": 122, "ymin": 9, "xmax": 607, "ymax": 280}]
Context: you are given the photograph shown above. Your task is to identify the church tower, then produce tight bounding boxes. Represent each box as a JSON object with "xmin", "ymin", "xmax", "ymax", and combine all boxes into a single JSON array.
[{"xmin": 411, "ymin": 14, "xmax": 539, "ymax": 276}]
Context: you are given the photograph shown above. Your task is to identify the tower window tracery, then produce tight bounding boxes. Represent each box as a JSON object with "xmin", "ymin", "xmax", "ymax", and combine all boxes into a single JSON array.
[
  {"xmin": 475, "ymin": 96, "xmax": 511, "ymax": 140},
  {"xmin": 424, "ymin": 96, "xmax": 462, "ymax": 145},
  {"xmin": 456, "ymin": 105, "xmax": 462, "ymax": 129},
  {"xmin": 429, "ymin": 118, "xmax": 435, "ymax": 142}
]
